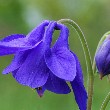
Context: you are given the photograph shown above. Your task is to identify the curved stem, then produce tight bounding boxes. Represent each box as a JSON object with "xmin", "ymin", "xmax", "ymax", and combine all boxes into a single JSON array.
[
  {"xmin": 100, "ymin": 92, "xmax": 110, "ymax": 110},
  {"xmin": 58, "ymin": 19, "xmax": 94, "ymax": 110},
  {"xmin": 92, "ymin": 31, "xmax": 110, "ymax": 73}
]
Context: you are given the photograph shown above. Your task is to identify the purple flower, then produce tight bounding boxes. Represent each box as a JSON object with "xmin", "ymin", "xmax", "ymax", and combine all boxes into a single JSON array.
[
  {"xmin": 95, "ymin": 35, "xmax": 110, "ymax": 79},
  {"xmin": 0, "ymin": 20, "xmax": 87, "ymax": 110}
]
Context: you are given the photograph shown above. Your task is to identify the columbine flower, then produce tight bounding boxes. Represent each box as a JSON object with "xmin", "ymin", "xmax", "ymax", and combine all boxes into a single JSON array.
[
  {"xmin": 0, "ymin": 20, "xmax": 87, "ymax": 110},
  {"xmin": 95, "ymin": 35, "xmax": 110, "ymax": 79}
]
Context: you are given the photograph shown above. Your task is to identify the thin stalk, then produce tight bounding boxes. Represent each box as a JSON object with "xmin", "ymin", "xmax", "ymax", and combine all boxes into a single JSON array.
[{"xmin": 58, "ymin": 19, "xmax": 94, "ymax": 110}]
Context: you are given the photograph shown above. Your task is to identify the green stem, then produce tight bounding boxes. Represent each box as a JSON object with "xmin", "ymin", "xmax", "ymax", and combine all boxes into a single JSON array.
[
  {"xmin": 100, "ymin": 92, "xmax": 110, "ymax": 110},
  {"xmin": 58, "ymin": 19, "xmax": 94, "ymax": 110},
  {"xmin": 92, "ymin": 31, "xmax": 110, "ymax": 73}
]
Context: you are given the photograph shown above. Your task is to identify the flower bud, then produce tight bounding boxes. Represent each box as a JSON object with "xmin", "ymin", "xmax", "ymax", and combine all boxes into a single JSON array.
[{"xmin": 95, "ymin": 35, "xmax": 110, "ymax": 79}]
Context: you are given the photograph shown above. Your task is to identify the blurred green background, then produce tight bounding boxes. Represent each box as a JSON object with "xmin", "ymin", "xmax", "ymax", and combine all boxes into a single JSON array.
[{"xmin": 0, "ymin": 0, "xmax": 110, "ymax": 110}]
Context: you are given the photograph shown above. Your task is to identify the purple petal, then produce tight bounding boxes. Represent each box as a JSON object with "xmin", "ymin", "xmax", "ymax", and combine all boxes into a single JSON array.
[
  {"xmin": 54, "ymin": 23, "xmax": 69, "ymax": 48},
  {"xmin": 43, "ymin": 22, "xmax": 69, "ymax": 49},
  {"xmin": 70, "ymin": 54, "xmax": 87, "ymax": 110},
  {"xmin": 13, "ymin": 22, "xmax": 56, "ymax": 88},
  {"xmin": 0, "ymin": 20, "xmax": 50, "ymax": 56},
  {"xmin": 43, "ymin": 21, "xmax": 57, "ymax": 47},
  {"xmin": 0, "ymin": 34, "xmax": 31, "ymax": 56},
  {"xmin": 2, "ymin": 50, "xmax": 30, "ymax": 74},
  {"xmin": 45, "ymin": 23, "xmax": 76, "ymax": 81},
  {"xmin": 45, "ymin": 72, "xmax": 71, "ymax": 94},
  {"xmin": 71, "ymin": 77, "xmax": 87, "ymax": 110},
  {"xmin": 13, "ymin": 42, "xmax": 49, "ymax": 88},
  {"xmin": 1, "ymin": 34, "xmax": 25, "ymax": 42},
  {"xmin": 103, "ymin": 53, "xmax": 110, "ymax": 74},
  {"xmin": 45, "ymin": 47, "xmax": 76, "ymax": 81},
  {"xmin": 72, "ymin": 52, "xmax": 83, "ymax": 82},
  {"xmin": 27, "ymin": 20, "xmax": 50, "ymax": 45}
]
